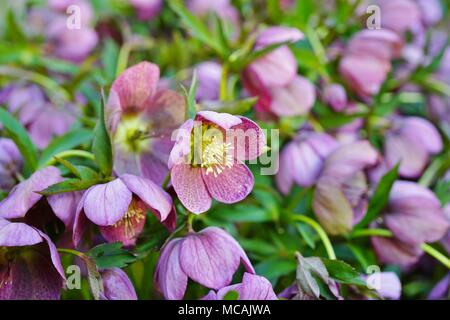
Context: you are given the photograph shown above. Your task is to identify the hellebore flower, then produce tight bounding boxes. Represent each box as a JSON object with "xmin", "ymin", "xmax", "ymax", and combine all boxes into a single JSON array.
[
  {"xmin": 129, "ymin": 0, "xmax": 163, "ymax": 20},
  {"xmin": 339, "ymin": 29, "xmax": 403, "ymax": 98},
  {"xmin": 371, "ymin": 181, "xmax": 450, "ymax": 266},
  {"xmin": 0, "ymin": 166, "xmax": 81, "ymax": 230},
  {"xmin": 106, "ymin": 61, "xmax": 186, "ymax": 185},
  {"xmin": 187, "ymin": 0, "xmax": 239, "ymax": 28},
  {"xmin": 168, "ymin": 111, "xmax": 266, "ymax": 214},
  {"xmin": 154, "ymin": 227, "xmax": 255, "ymax": 300},
  {"xmin": 313, "ymin": 141, "xmax": 379, "ymax": 235},
  {"xmin": 202, "ymin": 273, "xmax": 277, "ymax": 300},
  {"xmin": 363, "ymin": 271, "xmax": 402, "ymax": 300},
  {"xmin": 0, "ymin": 219, "xmax": 65, "ymax": 299},
  {"xmin": 384, "ymin": 117, "xmax": 443, "ymax": 178},
  {"xmin": 377, "ymin": 0, "xmax": 421, "ymax": 35},
  {"xmin": 243, "ymin": 27, "xmax": 313, "ymax": 117},
  {"xmin": 0, "ymin": 138, "xmax": 23, "ymax": 192},
  {"xmin": 100, "ymin": 268, "xmax": 138, "ymax": 300},
  {"xmin": 0, "ymin": 84, "xmax": 76, "ymax": 148},
  {"xmin": 195, "ymin": 61, "xmax": 222, "ymax": 103},
  {"xmin": 276, "ymin": 130, "xmax": 339, "ymax": 194},
  {"xmin": 416, "ymin": 0, "xmax": 443, "ymax": 26},
  {"xmin": 322, "ymin": 84, "xmax": 347, "ymax": 112},
  {"xmin": 73, "ymin": 174, "xmax": 175, "ymax": 247}
]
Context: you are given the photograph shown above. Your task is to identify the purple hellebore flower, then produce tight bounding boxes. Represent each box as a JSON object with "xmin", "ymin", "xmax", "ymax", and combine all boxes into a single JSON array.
[
  {"xmin": 106, "ymin": 61, "xmax": 185, "ymax": 185},
  {"xmin": 371, "ymin": 181, "xmax": 450, "ymax": 266},
  {"xmin": 363, "ymin": 271, "xmax": 402, "ymax": 300},
  {"xmin": 0, "ymin": 166, "xmax": 81, "ymax": 230},
  {"xmin": 416, "ymin": 0, "xmax": 443, "ymax": 26},
  {"xmin": 377, "ymin": 0, "xmax": 421, "ymax": 35},
  {"xmin": 186, "ymin": 0, "xmax": 239, "ymax": 27},
  {"xmin": 276, "ymin": 130, "xmax": 339, "ymax": 194},
  {"xmin": 73, "ymin": 174, "xmax": 176, "ymax": 247},
  {"xmin": 168, "ymin": 110, "xmax": 266, "ymax": 214},
  {"xmin": 0, "ymin": 218, "xmax": 65, "ymax": 299},
  {"xmin": 129, "ymin": 0, "xmax": 163, "ymax": 20},
  {"xmin": 195, "ymin": 61, "xmax": 222, "ymax": 102},
  {"xmin": 322, "ymin": 83, "xmax": 348, "ymax": 112},
  {"xmin": 385, "ymin": 116, "xmax": 443, "ymax": 178},
  {"xmin": 100, "ymin": 268, "xmax": 138, "ymax": 300},
  {"xmin": 202, "ymin": 273, "xmax": 277, "ymax": 300},
  {"xmin": 313, "ymin": 141, "xmax": 379, "ymax": 235},
  {"xmin": 0, "ymin": 138, "xmax": 23, "ymax": 192},
  {"xmin": 154, "ymin": 227, "xmax": 255, "ymax": 300},
  {"xmin": 428, "ymin": 274, "xmax": 450, "ymax": 300}
]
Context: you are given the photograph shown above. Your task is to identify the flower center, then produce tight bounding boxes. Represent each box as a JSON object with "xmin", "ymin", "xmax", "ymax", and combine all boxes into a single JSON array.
[
  {"xmin": 112, "ymin": 199, "xmax": 146, "ymax": 240},
  {"xmin": 114, "ymin": 115, "xmax": 150, "ymax": 154}
]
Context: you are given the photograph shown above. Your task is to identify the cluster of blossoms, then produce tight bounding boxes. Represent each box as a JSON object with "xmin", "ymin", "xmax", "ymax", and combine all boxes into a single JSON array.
[{"xmin": 0, "ymin": 0, "xmax": 450, "ymax": 301}]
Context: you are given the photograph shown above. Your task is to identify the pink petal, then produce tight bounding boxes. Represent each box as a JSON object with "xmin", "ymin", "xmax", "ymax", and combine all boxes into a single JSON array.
[
  {"xmin": 47, "ymin": 191, "xmax": 82, "ymax": 228},
  {"xmin": 0, "ymin": 221, "xmax": 43, "ymax": 247},
  {"xmin": 171, "ymin": 164, "xmax": 212, "ymax": 214},
  {"xmin": 197, "ymin": 111, "xmax": 242, "ymax": 129},
  {"xmin": 230, "ymin": 116, "xmax": 266, "ymax": 161}
]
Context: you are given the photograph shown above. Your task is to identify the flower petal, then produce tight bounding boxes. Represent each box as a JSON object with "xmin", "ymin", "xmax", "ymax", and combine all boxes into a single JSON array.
[
  {"xmin": 202, "ymin": 162, "xmax": 254, "ymax": 204},
  {"xmin": 171, "ymin": 164, "xmax": 212, "ymax": 214},
  {"xmin": 216, "ymin": 273, "xmax": 277, "ymax": 300},
  {"xmin": 0, "ymin": 221, "xmax": 43, "ymax": 247},
  {"xmin": 101, "ymin": 268, "xmax": 137, "ymax": 300},
  {"xmin": 83, "ymin": 179, "xmax": 132, "ymax": 226},
  {"xmin": 230, "ymin": 116, "xmax": 266, "ymax": 161},
  {"xmin": 197, "ymin": 110, "xmax": 242, "ymax": 129},
  {"xmin": 47, "ymin": 191, "xmax": 82, "ymax": 228}
]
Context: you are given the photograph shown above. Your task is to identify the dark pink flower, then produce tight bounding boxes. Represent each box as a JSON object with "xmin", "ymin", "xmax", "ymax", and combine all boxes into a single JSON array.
[
  {"xmin": 129, "ymin": 0, "xmax": 163, "ymax": 20},
  {"xmin": 378, "ymin": 0, "xmax": 422, "ymax": 34},
  {"xmin": 73, "ymin": 174, "xmax": 175, "ymax": 247},
  {"xmin": 107, "ymin": 62, "xmax": 186, "ymax": 185},
  {"xmin": 372, "ymin": 181, "xmax": 449, "ymax": 266},
  {"xmin": 0, "ymin": 219, "xmax": 65, "ymax": 300},
  {"xmin": 154, "ymin": 227, "xmax": 255, "ymax": 300},
  {"xmin": 168, "ymin": 111, "xmax": 266, "ymax": 213}
]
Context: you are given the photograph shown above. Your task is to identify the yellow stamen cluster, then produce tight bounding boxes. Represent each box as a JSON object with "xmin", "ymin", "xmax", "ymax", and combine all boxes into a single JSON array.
[
  {"xmin": 113, "ymin": 200, "xmax": 145, "ymax": 239},
  {"xmin": 201, "ymin": 135, "xmax": 234, "ymax": 177}
]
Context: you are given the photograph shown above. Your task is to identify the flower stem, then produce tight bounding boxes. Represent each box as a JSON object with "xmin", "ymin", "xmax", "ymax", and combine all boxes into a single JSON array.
[
  {"xmin": 219, "ymin": 64, "xmax": 229, "ymax": 101},
  {"xmin": 44, "ymin": 150, "xmax": 96, "ymax": 167},
  {"xmin": 291, "ymin": 214, "xmax": 336, "ymax": 260},
  {"xmin": 421, "ymin": 244, "xmax": 450, "ymax": 269},
  {"xmin": 162, "ymin": 173, "xmax": 171, "ymax": 190},
  {"xmin": 57, "ymin": 248, "xmax": 86, "ymax": 259},
  {"xmin": 187, "ymin": 213, "xmax": 196, "ymax": 233}
]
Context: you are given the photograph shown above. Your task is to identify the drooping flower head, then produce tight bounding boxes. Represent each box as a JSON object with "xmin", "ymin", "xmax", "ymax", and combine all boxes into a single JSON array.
[
  {"xmin": 0, "ymin": 166, "xmax": 81, "ymax": 231},
  {"xmin": 371, "ymin": 181, "xmax": 449, "ymax": 266},
  {"xmin": 106, "ymin": 62, "xmax": 186, "ymax": 185},
  {"xmin": 0, "ymin": 138, "xmax": 23, "ymax": 193},
  {"xmin": 73, "ymin": 174, "xmax": 176, "ymax": 247},
  {"xmin": 276, "ymin": 130, "xmax": 339, "ymax": 194},
  {"xmin": 168, "ymin": 111, "xmax": 266, "ymax": 213},
  {"xmin": 313, "ymin": 141, "xmax": 379, "ymax": 235},
  {"xmin": 203, "ymin": 273, "xmax": 277, "ymax": 300},
  {"xmin": 0, "ymin": 219, "xmax": 65, "ymax": 299},
  {"xmin": 154, "ymin": 227, "xmax": 255, "ymax": 300},
  {"xmin": 384, "ymin": 116, "xmax": 443, "ymax": 178},
  {"xmin": 100, "ymin": 268, "xmax": 138, "ymax": 300}
]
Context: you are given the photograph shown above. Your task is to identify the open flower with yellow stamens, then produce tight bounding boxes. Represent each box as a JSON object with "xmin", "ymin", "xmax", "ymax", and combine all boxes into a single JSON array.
[
  {"xmin": 168, "ymin": 111, "xmax": 266, "ymax": 214},
  {"xmin": 72, "ymin": 174, "xmax": 176, "ymax": 247}
]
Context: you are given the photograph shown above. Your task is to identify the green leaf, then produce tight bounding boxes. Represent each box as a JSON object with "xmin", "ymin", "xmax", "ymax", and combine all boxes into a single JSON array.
[
  {"xmin": 168, "ymin": 0, "xmax": 226, "ymax": 56},
  {"xmin": 88, "ymin": 242, "xmax": 137, "ymax": 269},
  {"xmin": 321, "ymin": 258, "xmax": 366, "ymax": 286},
  {"xmin": 76, "ymin": 166, "xmax": 101, "ymax": 180},
  {"xmin": 296, "ymin": 223, "xmax": 316, "ymax": 249},
  {"xmin": 210, "ymin": 204, "xmax": 276, "ymax": 223},
  {"xmin": 255, "ymin": 258, "xmax": 297, "ymax": 281},
  {"xmin": 38, "ymin": 178, "xmax": 101, "ymax": 195},
  {"xmin": 435, "ymin": 179, "xmax": 450, "ymax": 206},
  {"xmin": 354, "ymin": 164, "xmax": 399, "ymax": 230},
  {"xmin": 0, "ymin": 108, "xmax": 38, "ymax": 176},
  {"xmin": 101, "ymin": 38, "xmax": 120, "ymax": 82},
  {"xmin": 223, "ymin": 290, "xmax": 239, "ymax": 300},
  {"xmin": 296, "ymin": 253, "xmax": 329, "ymax": 299},
  {"xmin": 92, "ymin": 93, "xmax": 113, "ymax": 177},
  {"xmin": 38, "ymin": 129, "xmax": 93, "ymax": 166},
  {"xmin": 5, "ymin": 8, "xmax": 26, "ymax": 43},
  {"xmin": 81, "ymin": 255, "xmax": 104, "ymax": 300}
]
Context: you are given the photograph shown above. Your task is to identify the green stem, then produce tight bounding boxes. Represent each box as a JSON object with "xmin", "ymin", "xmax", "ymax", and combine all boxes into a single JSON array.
[
  {"xmin": 57, "ymin": 248, "xmax": 86, "ymax": 259},
  {"xmin": 219, "ymin": 64, "xmax": 229, "ymax": 101},
  {"xmin": 44, "ymin": 150, "xmax": 95, "ymax": 166},
  {"xmin": 187, "ymin": 213, "xmax": 196, "ymax": 232},
  {"xmin": 421, "ymin": 244, "xmax": 450, "ymax": 269},
  {"xmin": 162, "ymin": 173, "xmax": 171, "ymax": 190},
  {"xmin": 292, "ymin": 215, "xmax": 336, "ymax": 260}
]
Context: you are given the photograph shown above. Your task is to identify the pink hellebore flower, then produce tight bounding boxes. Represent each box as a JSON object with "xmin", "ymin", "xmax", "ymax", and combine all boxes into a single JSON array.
[
  {"xmin": 339, "ymin": 29, "xmax": 403, "ymax": 98},
  {"xmin": 371, "ymin": 181, "xmax": 449, "ymax": 266},
  {"xmin": 129, "ymin": 0, "xmax": 163, "ymax": 20},
  {"xmin": 0, "ymin": 166, "xmax": 81, "ymax": 230},
  {"xmin": 363, "ymin": 272, "xmax": 402, "ymax": 300},
  {"xmin": 106, "ymin": 62, "xmax": 185, "ymax": 185},
  {"xmin": 322, "ymin": 84, "xmax": 348, "ymax": 112},
  {"xmin": 154, "ymin": 227, "xmax": 255, "ymax": 300},
  {"xmin": 377, "ymin": 0, "xmax": 422, "ymax": 35},
  {"xmin": 168, "ymin": 111, "xmax": 266, "ymax": 214},
  {"xmin": 203, "ymin": 273, "xmax": 277, "ymax": 300},
  {"xmin": 313, "ymin": 141, "xmax": 379, "ymax": 235},
  {"xmin": 195, "ymin": 61, "xmax": 222, "ymax": 103},
  {"xmin": 384, "ymin": 116, "xmax": 443, "ymax": 178},
  {"xmin": 0, "ymin": 219, "xmax": 65, "ymax": 299},
  {"xmin": 73, "ymin": 174, "xmax": 175, "ymax": 247},
  {"xmin": 100, "ymin": 268, "xmax": 138, "ymax": 300},
  {"xmin": 276, "ymin": 130, "xmax": 339, "ymax": 194}
]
